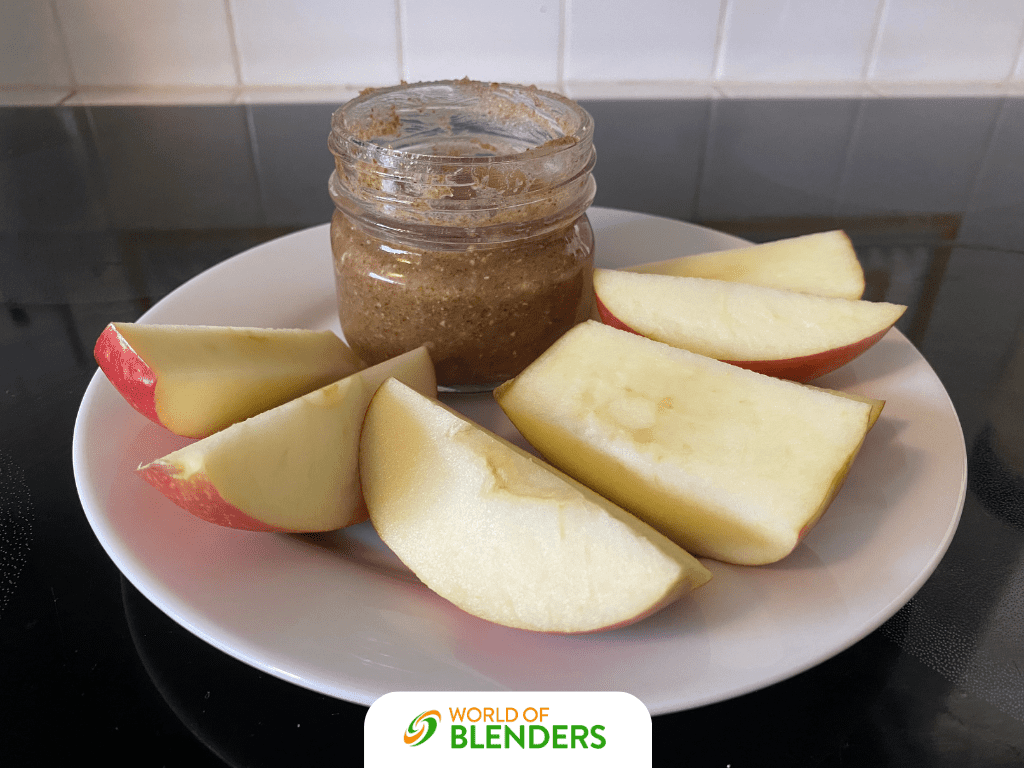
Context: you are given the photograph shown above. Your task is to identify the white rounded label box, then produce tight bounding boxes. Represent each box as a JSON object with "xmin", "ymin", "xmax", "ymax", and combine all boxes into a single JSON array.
[{"xmin": 364, "ymin": 691, "xmax": 652, "ymax": 765}]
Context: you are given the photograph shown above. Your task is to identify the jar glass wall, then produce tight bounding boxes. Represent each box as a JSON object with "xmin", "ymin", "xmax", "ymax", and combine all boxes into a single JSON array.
[{"xmin": 328, "ymin": 80, "xmax": 597, "ymax": 392}]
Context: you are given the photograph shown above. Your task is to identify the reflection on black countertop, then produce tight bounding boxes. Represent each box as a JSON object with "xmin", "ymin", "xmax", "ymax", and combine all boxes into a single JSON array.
[{"xmin": 1, "ymin": 97, "xmax": 1022, "ymax": 766}]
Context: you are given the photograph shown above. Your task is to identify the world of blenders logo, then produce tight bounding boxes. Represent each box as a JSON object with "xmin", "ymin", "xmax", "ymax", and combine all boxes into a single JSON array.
[{"xmin": 404, "ymin": 709, "xmax": 442, "ymax": 746}]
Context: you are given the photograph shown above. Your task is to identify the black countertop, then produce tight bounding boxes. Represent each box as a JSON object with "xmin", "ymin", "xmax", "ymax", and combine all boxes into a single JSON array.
[{"xmin": 2, "ymin": 96, "xmax": 1023, "ymax": 766}]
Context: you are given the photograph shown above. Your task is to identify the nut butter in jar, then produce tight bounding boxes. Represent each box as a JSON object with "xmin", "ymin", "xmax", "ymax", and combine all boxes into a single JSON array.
[{"xmin": 328, "ymin": 80, "xmax": 597, "ymax": 392}]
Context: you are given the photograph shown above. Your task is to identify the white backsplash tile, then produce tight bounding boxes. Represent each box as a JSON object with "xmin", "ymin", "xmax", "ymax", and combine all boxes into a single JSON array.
[
  {"xmin": 230, "ymin": 0, "xmax": 400, "ymax": 87},
  {"xmin": 718, "ymin": 0, "xmax": 880, "ymax": 82},
  {"xmin": 55, "ymin": 0, "xmax": 237, "ymax": 87},
  {"xmin": 871, "ymin": 0, "xmax": 1024, "ymax": 82},
  {"xmin": 564, "ymin": 0, "xmax": 722, "ymax": 83},
  {"xmin": 0, "ymin": 1, "xmax": 72, "ymax": 87},
  {"xmin": 401, "ymin": 0, "xmax": 560, "ymax": 84}
]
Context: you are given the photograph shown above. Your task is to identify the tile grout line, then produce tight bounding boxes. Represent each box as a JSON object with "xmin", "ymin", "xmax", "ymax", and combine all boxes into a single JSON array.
[
  {"xmin": 48, "ymin": 0, "xmax": 78, "ymax": 97},
  {"xmin": 14, "ymin": 80, "xmax": 1024, "ymax": 107},
  {"xmin": 557, "ymin": 0, "xmax": 569, "ymax": 93},
  {"xmin": 711, "ymin": 0, "xmax": 733, "ymax": 82},
  {"xmin": 1008, "ymin": 14, "xmax": 1024, "ymax": 83},
  {"xmin": 396, "ymin": 0, "xmax": 408, "ymax": 83},
  {"xmin": 226, "ymin": 0, "xmax": 262, "ymax": 223},
  {"xmin": 862, "ymin": 0, "xmax": 890, "ymax": 84},
  {"xmin": 223, "ymin": 0, "xmax": 245, "ymax": 88}
]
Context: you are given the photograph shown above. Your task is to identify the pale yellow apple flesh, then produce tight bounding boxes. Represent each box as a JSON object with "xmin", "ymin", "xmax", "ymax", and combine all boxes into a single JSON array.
[
  {"xmin": 626, "ymin": 230, "xmax": 866, "ymax": 300},
  {"xmin": 494, "ymin": 321, "xmax": 883, "ymax": 566},
  {"xmin": 136, "ymin": 347, "xmax": 436, "ymax": 532},
  {"xmin": 95, "ymin": 322, "xmax": 366, "ymax": 438},
  {"xmin": 359, "ymin": 378, "xmax": 711, "ymax": 633},
  {"xmin": 593, "ymin": 269, "xmax": 906, "ymax": 382}
]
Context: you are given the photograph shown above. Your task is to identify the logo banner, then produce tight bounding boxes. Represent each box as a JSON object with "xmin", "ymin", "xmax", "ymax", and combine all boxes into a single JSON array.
[{"xmin": 365, "ymin": 691, "xmax": 652, "ymax": 765}]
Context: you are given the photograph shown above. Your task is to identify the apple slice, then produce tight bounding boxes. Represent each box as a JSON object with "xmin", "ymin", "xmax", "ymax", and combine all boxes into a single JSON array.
[
  {"xmin": 359, "ymin": 378, "xmax": 711, "ymax": 633},
  {"xmin": 593, "ymin": 269, "xmax": 905, "ymax": 382},
  {"xmin": 95, "ymin": 322, "xmax": 366, "ymax": 438},
  {"xmin": 627, "ymin": 230, "xmax": 865, "ymax": 300},
  {"xmin": 136, "ymin": 347, "xmax": 436, "ymax": 532},
  {"xmin": 494, "ymin": 321, "xmax": 883, "ymax": 566}
]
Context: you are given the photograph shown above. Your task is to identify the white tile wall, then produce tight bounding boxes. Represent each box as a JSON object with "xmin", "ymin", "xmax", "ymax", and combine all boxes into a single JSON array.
[
  {"xmin": 869, "ymin": 0, "xmax": 1024, "ymax": 83},
  {"xmin": 718, "ymin": 0, "xmax": 881, "ymax": 82},
  {"xmin": 0, "ymin": 1, "xmax": 72, "ymax": 87},
  {"xmin": 230, "ymin": 0, "xmax": 400, "ymax": 87},
  {"xmin": 564, "ymin": 0, "xmax": 722, "ymax": 83},
  {"xmin": 57, "ymin": 0, "xmax": 238, "ymax": 88},
  {"xmin": 3, "ymin": 0, "xmax": 1024, "ymax": 104},
  {"xmin": 402, "ymin": 0, "xmax": 561, "ymax": 86}
]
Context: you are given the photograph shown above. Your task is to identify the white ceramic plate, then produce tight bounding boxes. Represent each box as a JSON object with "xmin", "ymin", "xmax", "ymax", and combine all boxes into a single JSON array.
[{"xmin": 72, "ymin": 207, "xmax": 967, "ymax": 715}]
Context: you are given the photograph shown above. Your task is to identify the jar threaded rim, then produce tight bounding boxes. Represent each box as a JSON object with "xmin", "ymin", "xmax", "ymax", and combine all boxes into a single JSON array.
[{"xmin": 328, "ymin": 80, "xmax": 596, "ymax": 244}]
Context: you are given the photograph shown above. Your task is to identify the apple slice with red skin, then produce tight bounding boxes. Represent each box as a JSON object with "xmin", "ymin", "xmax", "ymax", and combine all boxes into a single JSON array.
[
  {"xmin": 95, "ymin": 322, "xmax": 365, "ymax": 438},
  {"xmin": 360, "ymin": 377, "xmax": 711, "ymax": 633},
  {"xmin": 627, "ymin": 230, "xmax": 866, "ymax": 300},
  {"xmin": 593, "ymin": 269, "xmax": 906, "ymax": 383},
  {"xmin": 136, "ymin": 347, "xmax": 436, "ymax": 532}
]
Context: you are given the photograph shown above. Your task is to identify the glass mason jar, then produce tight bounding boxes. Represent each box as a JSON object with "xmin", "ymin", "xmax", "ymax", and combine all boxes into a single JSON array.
[{"xmin": 327, "ymin": 80, "xmax": 597, "ymax": 392}]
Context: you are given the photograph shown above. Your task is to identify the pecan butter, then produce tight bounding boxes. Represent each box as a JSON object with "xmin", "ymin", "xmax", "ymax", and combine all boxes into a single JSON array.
[{"xmin": 331, "ymin": 210, "xmax": 594, "ymax": 388}]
